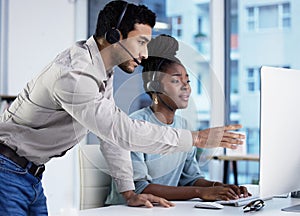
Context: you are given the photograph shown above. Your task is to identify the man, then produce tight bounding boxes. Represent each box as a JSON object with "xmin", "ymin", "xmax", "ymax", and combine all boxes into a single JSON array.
[{"xmin": 0, "ymin": 1, "xmax": 244, "ymax": 214}]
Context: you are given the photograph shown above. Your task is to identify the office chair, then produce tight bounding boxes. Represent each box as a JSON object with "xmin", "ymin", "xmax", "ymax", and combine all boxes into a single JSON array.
[{"xmin": 78, "ymin": 144, "xmax": 112, "ymax": 210}]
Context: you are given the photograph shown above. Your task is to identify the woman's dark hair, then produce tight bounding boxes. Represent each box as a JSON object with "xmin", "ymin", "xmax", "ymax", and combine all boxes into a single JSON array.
[
  {"xmin": 94, "ymin": 0, "xmax": 156, "ymax": 39},
  {"xmin": 141, "ymin": 34, "xmax": 182, "ymax": 96}
]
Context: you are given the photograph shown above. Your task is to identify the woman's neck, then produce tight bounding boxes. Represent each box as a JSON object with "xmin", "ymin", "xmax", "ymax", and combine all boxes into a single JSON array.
[{"xmin": 150, "ymin": 104, "xmax": 175, "ymax": 125}]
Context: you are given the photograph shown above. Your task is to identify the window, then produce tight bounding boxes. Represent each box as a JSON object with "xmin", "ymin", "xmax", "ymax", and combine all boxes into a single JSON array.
[
  {"xmin": 171, "ymin": 16, "xmax": 182, "ymax": 38},
  {"xmin": 197, "ymin": 18, "xmax": 203, "ymax": 34},
  {"xmin": 246, "ymin": 67, "xmax": 259, "ymax": 92},
  {"xmin": 246, "ymin": 7, "xmax": 256, "ymax": 31},
  {"xmin": 246, "ymin": 2, "xmax": 291, "ymax": 31},
  {"xmin": 194, "ymin": 3, "xmax": 210, "ymax": 56},
  {"xmin": 282, "ymin": 3, "xmax": 291, "ymax": 28},
  {"xmin": 259, "ymin": 5, "xmax": 278, "ymax": 29},
  {"xmin": 230, "ymin": 100, "xmax": 239, "ymax": 113},
  {"xmin": 226, "ymin": 0, "xmax": 297, "ymax": 184},
  {"xmin": 230, "ymin": 60, "xmax": 239, "ymax": 93},
  {"xmin": 197, "ymin": 74, "xmax": 202, "ymax": 95}
]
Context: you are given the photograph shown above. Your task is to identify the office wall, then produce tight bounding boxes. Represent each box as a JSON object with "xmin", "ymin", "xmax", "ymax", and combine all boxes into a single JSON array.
[
  {"xmin": 7, "ymin": 0, "xmax": 76, "ymax": 94},
  {"xmin": 5, "ymin": 0, "xmax": 88, "ymax": 214}
]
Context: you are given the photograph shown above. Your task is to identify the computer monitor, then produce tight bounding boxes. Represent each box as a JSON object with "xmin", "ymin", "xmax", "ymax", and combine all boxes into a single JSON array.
[{"xmin": 259, "ymin": 66, "xmax": 300, "ymax": 199}]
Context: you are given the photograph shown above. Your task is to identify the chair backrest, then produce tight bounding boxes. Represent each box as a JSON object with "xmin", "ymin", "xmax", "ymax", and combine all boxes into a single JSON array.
[{"xmin": 78, "ymin": 144, "xmax": 112, "ymax": 210}]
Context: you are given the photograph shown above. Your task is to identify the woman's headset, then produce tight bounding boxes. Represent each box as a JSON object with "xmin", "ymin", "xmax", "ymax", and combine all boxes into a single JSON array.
[{"xmin": 146, "ymin": 59, "xmax": 165, "ymax": 93}]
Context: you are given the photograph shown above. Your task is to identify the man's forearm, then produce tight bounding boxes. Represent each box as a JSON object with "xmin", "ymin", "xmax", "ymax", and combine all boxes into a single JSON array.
[{"xmin": 121, "ymin": 190, "xmax": 136, "ymax": 201}]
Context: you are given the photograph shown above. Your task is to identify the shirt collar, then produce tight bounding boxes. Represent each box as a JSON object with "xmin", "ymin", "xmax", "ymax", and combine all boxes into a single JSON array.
[{"xmin": 85, "ymin": 36, "xmax": 114, "ymax": 80}]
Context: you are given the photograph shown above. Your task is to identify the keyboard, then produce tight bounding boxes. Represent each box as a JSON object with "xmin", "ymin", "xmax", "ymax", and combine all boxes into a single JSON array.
[{"xmin": 216, "ymin": 196, "xmax": 260, "ymax": 207}]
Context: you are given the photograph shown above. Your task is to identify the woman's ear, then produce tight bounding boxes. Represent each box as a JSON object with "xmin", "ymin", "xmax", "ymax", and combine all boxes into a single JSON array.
[{"xmin": 153, "ymin": 94, "xmax": 158, "ymax": 105}]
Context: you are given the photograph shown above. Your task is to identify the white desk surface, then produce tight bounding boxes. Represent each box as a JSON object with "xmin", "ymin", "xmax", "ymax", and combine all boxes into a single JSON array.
[{"xmin": 79, "ymin": 198, "xmax": 300, "ymax": 216}]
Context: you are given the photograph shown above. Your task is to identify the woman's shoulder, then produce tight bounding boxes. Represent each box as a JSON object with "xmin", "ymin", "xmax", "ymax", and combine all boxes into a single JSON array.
[
  {"xmin": 129, "ymin": 107, "xmax": 152, "ymax": 120},
  {"xmin": 173, "ymin": 115, "xmax": 189, "ymax": 129}
]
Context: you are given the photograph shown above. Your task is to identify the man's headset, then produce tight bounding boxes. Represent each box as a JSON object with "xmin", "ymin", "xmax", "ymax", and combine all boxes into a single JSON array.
[{"xmin": 105, "ymin": 2, "xmax": 139, "ymax": 65}]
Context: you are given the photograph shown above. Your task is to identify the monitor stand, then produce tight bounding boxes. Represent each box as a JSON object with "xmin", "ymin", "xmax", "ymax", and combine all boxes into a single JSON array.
[{"xmin": 282, "ymin": 204, "xmax": 300, "ymax": 213}]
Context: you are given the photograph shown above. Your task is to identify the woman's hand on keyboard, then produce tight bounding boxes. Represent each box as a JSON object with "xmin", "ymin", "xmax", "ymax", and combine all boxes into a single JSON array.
[
  {"xmin": 196, "ymin": 186, "xmax": 241, "ymax": 201},
  {"xmin": 197, "ymin": 185, "xmax": 252, "ymax": 201},
  {"xmin": 222, "ymin": 184, "xmax": 252, "ymax": 198}
]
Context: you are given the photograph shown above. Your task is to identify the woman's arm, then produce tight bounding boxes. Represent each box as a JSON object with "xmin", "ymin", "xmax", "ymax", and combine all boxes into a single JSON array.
[
  {"xmin": 142, "ymin": 184, "xmax": 200, "ymax": 200},
  {"xmin": 143, "ymin": 183, "xmax": 244, "ymax": 201},
  {"xmin": 193, "ymin": 179, "xmax": 251, "ymax": 199}
]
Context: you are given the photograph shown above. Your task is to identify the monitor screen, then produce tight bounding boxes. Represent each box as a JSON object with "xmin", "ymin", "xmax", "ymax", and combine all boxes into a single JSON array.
[{"xmin": 259, "ymin": 66, "xmax": 300, "ymax": 198}]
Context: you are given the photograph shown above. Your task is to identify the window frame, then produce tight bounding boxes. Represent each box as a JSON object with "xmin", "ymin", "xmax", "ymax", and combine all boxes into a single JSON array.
[
  {"xmin": 210, "ymin": 0, "xmax": 226, "ymax": 128},
  {"xmin": 0, "ymin": 0, "xmax": 8, "ymax": 94}
]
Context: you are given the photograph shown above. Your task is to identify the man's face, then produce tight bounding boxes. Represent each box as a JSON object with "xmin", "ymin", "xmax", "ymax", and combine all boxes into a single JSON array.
[{"xmin": 117, "ymin": 24, "xmax": 152, "ymax": 74}]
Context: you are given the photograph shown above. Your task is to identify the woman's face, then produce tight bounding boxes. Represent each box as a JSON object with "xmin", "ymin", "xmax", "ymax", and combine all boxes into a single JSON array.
[{"xmin": 159, "ymin": 63, "xmax": 191, "ymax": 110}]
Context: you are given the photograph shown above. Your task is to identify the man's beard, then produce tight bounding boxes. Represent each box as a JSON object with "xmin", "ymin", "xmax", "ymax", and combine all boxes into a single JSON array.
[{"xmin": 118, "ymin": 61, "xmax": 134, "ymax": 74}]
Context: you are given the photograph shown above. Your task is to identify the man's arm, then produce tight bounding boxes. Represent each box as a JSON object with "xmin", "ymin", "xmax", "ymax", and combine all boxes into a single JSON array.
[
  {"xmin": 191, "ymin": 125, "xmax": 245, "ymax": 149},
  {"xmin": 53, "ymin": 71, "xmax": 193, "ymax": 155},
  {"xmin": 121, "ymin": 190, "xmax": 174, "ymax": 208},
  {"xmin": 100, "ymin": 140, "xmax": 174, "ymax": 207},
  {"xmin": 99, "ymin": 141, "xmax": 135, "ymax": 192},
  {"xmin": 53, "ymin": 71, "xmax": 244, "ymax": 153}
]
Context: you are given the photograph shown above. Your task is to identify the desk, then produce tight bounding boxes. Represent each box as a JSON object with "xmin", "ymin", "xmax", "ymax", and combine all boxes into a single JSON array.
[
  {"xmin": 213, "ymin": 155, "xmax": 259, "ymax": 185},
  {"xmin": 78, "ymin": 198, "xmax": 300, "ymax": 216}
]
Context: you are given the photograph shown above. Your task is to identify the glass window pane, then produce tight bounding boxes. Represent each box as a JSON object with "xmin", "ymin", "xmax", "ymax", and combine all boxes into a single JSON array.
[
  {"xmin": 283, "ymin": 18, "xmax": 291, "ymax": 27},
  {"xmin": 231, "ymin": 60, "xmax": 239, "ymax": 93},
  {"xmin": 247, "ymin": 68, "xmax": 254, "ymax": 77},
  {"xmin": 248, "ymin": 7, "xmax": 254, "ymax": 17},
  {"xmin": 226, "ymin": 0, "xmax": 297, "ymax": 184},
  {"xmin": 247, "ymin": 82, "xmax": 255, "ymax": 91},
  {"xmin": 177, "ymin": 16, "xmax": 182, "ymax": 24},
  {"xmin": 259, "ymin": 5, "xmax": 278, "ymax": 29},
  {"xmin": 283, "ymin": 3, "xmax": 290, "ymax": 13},
  {"xmin": 247, "ymin": 21, "xmax": 255, "ymax": 31}
]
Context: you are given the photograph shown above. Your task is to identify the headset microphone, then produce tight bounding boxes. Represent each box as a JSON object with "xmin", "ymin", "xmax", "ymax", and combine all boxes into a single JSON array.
[
  {"xmin": 157, "ymin": 94, "xmax": 174, "ymax": 112},
  {"xmin": 117, "ymin": 41, "xmax": 140, "ymax": 65}
]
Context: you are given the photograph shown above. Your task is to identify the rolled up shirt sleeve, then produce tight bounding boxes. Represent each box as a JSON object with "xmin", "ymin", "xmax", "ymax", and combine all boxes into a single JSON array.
[
  {"xmin": 131, "ymin": 151, "xmax": 152, "ymax": 194},
  {"xmin": 100, "ymin": 140, "xmax": 135, "ymax": 193}
]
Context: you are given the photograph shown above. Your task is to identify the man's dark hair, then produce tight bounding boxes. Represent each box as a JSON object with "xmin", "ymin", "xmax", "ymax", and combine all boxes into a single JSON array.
[{"xmin": 94, "ymin": 0, "xmax": 156, "ymax": 39}]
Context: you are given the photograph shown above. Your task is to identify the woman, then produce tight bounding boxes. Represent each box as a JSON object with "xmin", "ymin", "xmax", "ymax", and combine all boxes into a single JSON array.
[{"xmin": 105, "ymin": 35, "xmax": 250, "ymax": 205}]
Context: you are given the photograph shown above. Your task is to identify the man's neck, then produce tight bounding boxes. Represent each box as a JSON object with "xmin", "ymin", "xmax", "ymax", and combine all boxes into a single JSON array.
[{"xmin": 95, "ymin": 37, "xmax": 115, "ymax": 72}]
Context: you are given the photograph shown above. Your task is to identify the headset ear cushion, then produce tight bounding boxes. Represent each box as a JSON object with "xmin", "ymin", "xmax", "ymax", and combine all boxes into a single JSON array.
[
  {"xmin": 105, "ymin": 28, "xmax": 121, "ymax": 44},
  {"xmin": 147, "ymin": 81, "xmax": 161, "ymax": 93}
]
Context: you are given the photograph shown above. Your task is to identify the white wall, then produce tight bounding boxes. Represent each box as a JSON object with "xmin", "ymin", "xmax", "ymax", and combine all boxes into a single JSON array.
[
  {"xmin": 5, "ymin": 0, "xmax": 88, "ymax": 215},
  {"xmin": 7, "ymin": 0, "xmax": 78, "ymax": 94}
]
